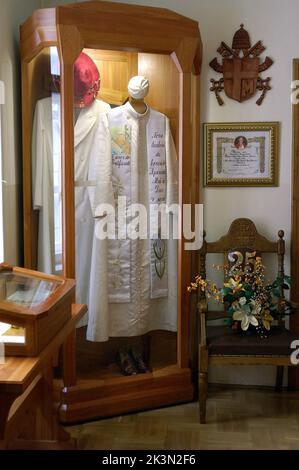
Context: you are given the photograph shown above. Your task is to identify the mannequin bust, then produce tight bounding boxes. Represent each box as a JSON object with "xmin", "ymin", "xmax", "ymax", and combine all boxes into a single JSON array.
[{"xmin": 128, "ymin": 75, "xmax": 149, "ymax": 114}]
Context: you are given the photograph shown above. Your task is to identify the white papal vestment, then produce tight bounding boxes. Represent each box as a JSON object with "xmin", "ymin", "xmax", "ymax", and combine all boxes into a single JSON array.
[
  {"xmin": 87, "ymin": 102, "xmax": 178, "ymax": 342},
  {"xmin": 32, "ymin": 94, "xmax": 110, "ymax": 323}
]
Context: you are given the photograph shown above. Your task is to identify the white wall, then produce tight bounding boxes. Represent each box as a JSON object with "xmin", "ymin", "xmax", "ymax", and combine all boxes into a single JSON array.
[{"xmin": 0, "ymin": 0, "xmax": 42, "ymax": 264}]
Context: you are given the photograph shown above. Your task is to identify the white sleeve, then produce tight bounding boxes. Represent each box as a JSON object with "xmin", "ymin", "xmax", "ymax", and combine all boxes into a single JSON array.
[
  {"xmin": 88, "ymin": 113, "xmax": 115, "ymax": 218},
  {"xmin": 166, "ymin": 117, "xmax": 179, "ymax": 206},
  {"xmin": 31, "ymin": 100, "xmax": 45, "ymax": 209}
]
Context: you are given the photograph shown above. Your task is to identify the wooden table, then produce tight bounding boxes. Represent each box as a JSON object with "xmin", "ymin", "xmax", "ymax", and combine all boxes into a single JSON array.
[{"xmin": 0, "ymin": 304, "xmax": 86, "ymax": 450}]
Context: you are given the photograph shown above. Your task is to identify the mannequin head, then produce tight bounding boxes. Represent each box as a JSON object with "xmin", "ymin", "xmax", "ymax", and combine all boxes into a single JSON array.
[{"xmin": 128, "ymin": 76, "xmax": 149, "ymax": 114}]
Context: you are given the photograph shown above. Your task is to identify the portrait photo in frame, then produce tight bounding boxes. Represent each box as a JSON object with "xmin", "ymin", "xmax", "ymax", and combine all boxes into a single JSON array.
[{"xmin": 204, "ymin": 122, "xmax": 280, "ymax": 186}]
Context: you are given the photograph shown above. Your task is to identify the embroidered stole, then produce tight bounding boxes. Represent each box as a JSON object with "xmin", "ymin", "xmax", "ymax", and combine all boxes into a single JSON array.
[{"xmin": 107, "ymin": 107, "xmax": 168, "ymax": 303}]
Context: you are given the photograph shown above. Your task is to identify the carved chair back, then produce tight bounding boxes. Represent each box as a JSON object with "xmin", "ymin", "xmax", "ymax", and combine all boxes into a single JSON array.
[{"xmin": 199, "ymin": 218, "xmax": 285, "ymax": 320}]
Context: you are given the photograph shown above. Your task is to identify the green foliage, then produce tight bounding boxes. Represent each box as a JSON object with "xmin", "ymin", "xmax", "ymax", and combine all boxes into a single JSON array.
[{"xmin": 188, "ymin": 257, "xmax": 295, "ymax": 337}]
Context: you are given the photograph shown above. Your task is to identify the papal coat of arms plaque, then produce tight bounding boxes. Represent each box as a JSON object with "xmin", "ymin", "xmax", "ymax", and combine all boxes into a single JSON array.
[{"xmin": 209, "ymin": 24, "xmax": 274, "ymax": 106}]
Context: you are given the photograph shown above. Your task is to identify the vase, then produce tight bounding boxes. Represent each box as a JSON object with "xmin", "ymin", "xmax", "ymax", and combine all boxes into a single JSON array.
[{"xmin": 233, "ymin": 321, "xmax": 269, "ymax": 338}]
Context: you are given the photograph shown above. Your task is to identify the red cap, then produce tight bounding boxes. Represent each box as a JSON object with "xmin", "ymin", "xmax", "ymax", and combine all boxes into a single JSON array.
[{"xmin": 74, "ymin": 52, "xmax": 100, "ymax": 108}]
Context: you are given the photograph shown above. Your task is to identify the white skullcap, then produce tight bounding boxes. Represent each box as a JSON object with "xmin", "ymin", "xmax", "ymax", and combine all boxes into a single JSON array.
[{"xmin": 128, "ymin": 76, "xmax": 149, "ymax": 100}]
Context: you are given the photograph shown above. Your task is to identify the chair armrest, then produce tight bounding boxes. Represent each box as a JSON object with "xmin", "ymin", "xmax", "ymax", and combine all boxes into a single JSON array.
[
  {"xmin": 289, "ymin": 300, "xmax": 299, "ymax": 310},
  {"xmin": 206, "ymin": 311, "xmax": 230, "ymax": 320},
  {"xmin": 197, "ymin": 299, "xmax": 230, "ymax": 346},
  {"xmin": 197, "ymin": 298, "xmax": 208, "ymax": 313}
]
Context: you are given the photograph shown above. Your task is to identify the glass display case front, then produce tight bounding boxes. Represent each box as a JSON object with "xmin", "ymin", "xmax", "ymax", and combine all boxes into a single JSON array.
[
  {"xmin": 0, "ymin": 269, "xmax": 58, "ymax": 345},
  {"xmin": 0, "ymin": 270, "xmax": 59, "ymax": 307},
  {"xmin": 0, "ymin": 264, "xmax": 74, "ymax": 355},
  {"xmin": 72, "ymin": 48, "xmax": 179, "ymax": 380},
  {"xmin": 26, "ymin": 45, "xmax": 180, "ymax": 377},
  {"xmin": 28, "ymin": 46, "xmax": 62, "ymax": 276}
]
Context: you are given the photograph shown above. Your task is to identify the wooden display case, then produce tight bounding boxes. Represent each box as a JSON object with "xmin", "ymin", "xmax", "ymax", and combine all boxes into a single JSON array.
[
  {"xmin": 20, "ymin": 1, "xmax": 202, "ymax": 423},
  {"xmin": 0, "ymin": 263, "xmax": 75, "ymax": 357}
]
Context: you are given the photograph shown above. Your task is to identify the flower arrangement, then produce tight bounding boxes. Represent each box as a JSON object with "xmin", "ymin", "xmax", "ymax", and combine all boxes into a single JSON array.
[{"xmin": 188, "ymin": 256, "xmax": 293, "ymax": 337}]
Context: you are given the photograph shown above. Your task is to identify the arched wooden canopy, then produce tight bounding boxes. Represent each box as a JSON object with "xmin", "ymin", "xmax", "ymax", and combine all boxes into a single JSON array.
[{"xmin": 21, "ymin": 0, "xmax": 202, "ymax": 74}]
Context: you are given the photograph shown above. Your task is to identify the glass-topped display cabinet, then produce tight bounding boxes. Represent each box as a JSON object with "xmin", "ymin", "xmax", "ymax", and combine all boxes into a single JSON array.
[
  {"xmin": 20, "ymin": 0, "xmax": 202, "ymax": 423},
  {"xmin": 0, "ymin": 263, "xmax": 75, "ymax": 356}
]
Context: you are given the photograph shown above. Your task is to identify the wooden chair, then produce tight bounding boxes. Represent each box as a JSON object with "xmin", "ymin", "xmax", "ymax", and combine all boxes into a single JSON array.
[{"xmin": 198, "ymin": 218, "xmax": 299, "ymax": 423}]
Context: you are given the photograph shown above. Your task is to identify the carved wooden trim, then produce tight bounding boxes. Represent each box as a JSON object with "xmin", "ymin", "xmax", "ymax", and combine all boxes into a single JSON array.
[
  {"xmin": 172, "ymin": 37, "xmax": 201, "ymax": 74},
  {"xmin": 193, "ymin": 43, "xmax": 203, "ymax": 76},
  {"xmin": 204, "ymin": 218, "xmax": 278, "ymax": 253},
  {"xmin": 21, "ymin": 1, "xmax": 201, "ymax": 62},
  {"xmin": 209, "ymin": 24, "xmax": 273, "ymax": 106},
  {"xmin": 20, "ymin": 9, "xmax": 57, "ymax": 62}
]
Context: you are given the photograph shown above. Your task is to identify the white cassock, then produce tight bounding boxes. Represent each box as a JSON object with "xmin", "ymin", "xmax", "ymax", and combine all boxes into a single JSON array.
[
  {"xmin": 87, "ymin": 101, "xmax": 178, "ymax": 342},
  {"xmin": 32, "ymin": 94, "xmax": 110, "ymax": 324}
]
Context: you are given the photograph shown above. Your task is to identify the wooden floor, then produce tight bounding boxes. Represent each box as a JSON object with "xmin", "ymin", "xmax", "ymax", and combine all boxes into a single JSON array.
[{"xmin": 68, "ymin": 386, "xmax": 299, "ymax": 450}]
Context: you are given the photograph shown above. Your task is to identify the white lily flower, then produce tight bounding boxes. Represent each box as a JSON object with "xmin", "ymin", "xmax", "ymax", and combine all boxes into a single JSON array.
[{"xmin": 233, "ymin": 310, "xmax": 259, "ymax": 331}]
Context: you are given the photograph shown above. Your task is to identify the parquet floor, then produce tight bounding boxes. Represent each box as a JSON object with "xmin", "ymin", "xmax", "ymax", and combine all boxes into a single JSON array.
[{"xmin": 68, "ymin": 387, "xmax": 299, "ymax": 450}]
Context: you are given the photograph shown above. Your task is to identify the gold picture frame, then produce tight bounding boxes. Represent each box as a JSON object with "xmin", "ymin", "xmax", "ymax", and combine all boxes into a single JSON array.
[{"xmin": 204, "ymin": 122, "xmax": 280, "ymax": 186}]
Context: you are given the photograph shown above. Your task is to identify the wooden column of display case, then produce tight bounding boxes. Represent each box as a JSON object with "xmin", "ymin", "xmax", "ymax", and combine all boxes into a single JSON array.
[
  {"xmin": 20, "ymin": 0, "xmax": 202, "ymax": 423},
  {"xmin": 190, "ymin": 62, "xmax": 202, "ymax": 387},
  {"xmin": 290, "ymin": 59, "xmax": 299, "ymax": 389}
]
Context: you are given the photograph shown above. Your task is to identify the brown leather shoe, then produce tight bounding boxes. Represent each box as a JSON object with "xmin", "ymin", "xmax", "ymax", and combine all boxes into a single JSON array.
[
  {"xmin": 129, "ymin": 348, "xmax": 150, "ymax": 374},
  {"xmin": 116, "ymin": 349, "xmax": 138, "ymax": 376}
]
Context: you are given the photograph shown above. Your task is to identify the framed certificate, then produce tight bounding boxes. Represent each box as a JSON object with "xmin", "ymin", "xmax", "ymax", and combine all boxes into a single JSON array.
[{"xmin": 204, "ymin": 122, "xmax": 280, "ymax": 186}]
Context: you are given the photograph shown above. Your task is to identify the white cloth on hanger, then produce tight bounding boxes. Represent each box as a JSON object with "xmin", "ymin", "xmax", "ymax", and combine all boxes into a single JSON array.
[
  {"xmin": 32, "ymin": 95, "xmax": 110, "ymax": 326},
  {"xmin": 32, "ymin": 93, "xmax": 59, "ymax": 275},
  {"xmin": 87, "ymin": 102, "xmax": 178, "ymax": 342}
]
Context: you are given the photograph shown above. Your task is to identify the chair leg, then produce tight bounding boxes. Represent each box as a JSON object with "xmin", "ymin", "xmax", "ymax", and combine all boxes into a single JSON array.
[
  {"xmin": 199, "ymin": 348, "xmax": 208, "ymax": 424},
  {"xmin": 275, "ymin": 366, "xmax": 284, "ymax": 391}
]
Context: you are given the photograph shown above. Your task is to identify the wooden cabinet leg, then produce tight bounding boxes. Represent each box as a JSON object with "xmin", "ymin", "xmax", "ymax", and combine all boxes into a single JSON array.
[
  {"xmin": 190, "ymin": 304, "xmax": 199, "ymax": 397},
  {"xmin": 62, "ymin": 330, "xmax": 77, "ymax": 387},
  {"xmin": 0, "ymin": 393, "xmax": 16, "ymax": 448},
  {"xmin": 41, "ymin": 363, "xmax": 57, "ymax": 441}
]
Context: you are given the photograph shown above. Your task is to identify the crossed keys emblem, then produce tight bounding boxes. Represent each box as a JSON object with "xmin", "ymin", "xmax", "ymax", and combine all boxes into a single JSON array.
[
  {"xmin": 209, "ymin": 24, "xmax": 273, "ymax": 106},
  {"xmin": 153, "ymin": 238, "xmax": 166, "ymax": 280}
]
